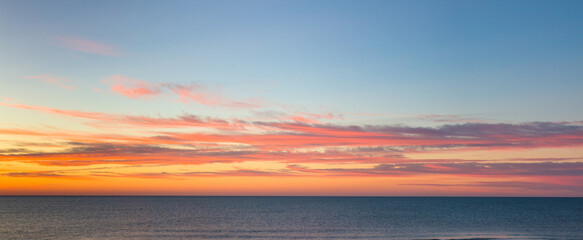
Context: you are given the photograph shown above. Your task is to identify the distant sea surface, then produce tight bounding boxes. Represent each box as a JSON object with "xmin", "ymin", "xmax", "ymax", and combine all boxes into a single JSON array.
[{"xmin": 1, "ymin": 196, "xmax": 582, "ymax": 240}]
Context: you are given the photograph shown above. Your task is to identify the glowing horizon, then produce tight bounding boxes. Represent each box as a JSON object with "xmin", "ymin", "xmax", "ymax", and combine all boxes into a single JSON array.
[{"xmin": 1, "ymin": 0, "xmax": 583, "ymax": 196}]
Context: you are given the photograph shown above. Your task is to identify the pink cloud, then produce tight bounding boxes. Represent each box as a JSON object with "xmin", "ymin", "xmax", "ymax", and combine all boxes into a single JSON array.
[
  {"xmin": 102, "ymin": 75, "xmax": 262, "ymax": 108},
  {"xmin": 166, "ymin": 83, "xmax": 263, "ymax": 108},
  {"xmin": 3, "ymin": 101, "xmax": 583, "ymax": 195},
  {"xmin": 288, "ymin": 112, "xmax": 343, "ymax": 123},
  {"xmin": 0, "ymin": 102, "xmax": 113, "ymax": 120},
  {"xmin": 5, "ymin": 101, "xmax": 583, "ymax": 153},
  {"xmin": 104, "ymin": 75, "xmax": 162, "ymax": 99},
  {"xmin": 165, "ymin": 83, "xmax": 219, "ymax": 105},
  {"xmin": 289, "ymin": 115, "xmax": 321, "ymax": 124},
  {"xmin": 24, "ymin": 74, "xmax": 75, "ymax": 90},
  {"xmin": 55, "ymin": 36, "xmax": 121, "ymax": 57},
  {"xmin": 0, "ymin": 101, "xmax": 242, "ymax": 130}
]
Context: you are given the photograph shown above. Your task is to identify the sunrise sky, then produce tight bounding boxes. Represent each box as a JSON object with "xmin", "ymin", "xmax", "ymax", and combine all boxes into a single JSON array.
[{"xmin": 1, "ymin": 0, "xmax": 583, "ymax": 196}]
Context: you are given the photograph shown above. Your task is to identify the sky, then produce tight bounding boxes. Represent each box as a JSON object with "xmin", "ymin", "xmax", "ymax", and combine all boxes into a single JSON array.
[{"xmin": 1, "ymin": 0, "xmax": 583, "ymax": 196}]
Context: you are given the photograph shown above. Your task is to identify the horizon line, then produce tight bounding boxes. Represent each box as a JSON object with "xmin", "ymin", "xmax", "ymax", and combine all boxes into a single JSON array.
[{"xmin": 1, "ymin": 195, "xmax": 581, "ymax": 198}]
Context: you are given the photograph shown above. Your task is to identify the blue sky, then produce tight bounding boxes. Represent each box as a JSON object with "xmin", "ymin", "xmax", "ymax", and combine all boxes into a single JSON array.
[
  {"xmin": 1, "ymin": 0, "xmax": 583, "ymax": 196},
  {"xmin": 2, "ymin": 0, "xmax": 582, "ymax": 123}
]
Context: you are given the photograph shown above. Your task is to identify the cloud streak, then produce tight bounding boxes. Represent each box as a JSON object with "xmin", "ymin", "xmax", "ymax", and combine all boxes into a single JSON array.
[
  {"xmin": 0, "ymin": 102, "xmax": 242, "ymax": 130},
  {"xmin": 24, "ymin": 74, "xmax": 75, "ymax": 90},
  {"xmin": 417, "ymin": 114, "xmax": 491, "ymax": 123},
  {"xmin": 400, "ymin": 181, "xmax": 583, "ymax": 194},
  {"xmin": 2, "ymin": 101, "xmax": 583, "ymax": 197},
  {"xmin": 104, "ymin": 75, "xmax": 162, "ymax": 99},
  {"xmin": 282, "ymin": 162, "xmax": 583, "ymax": 179},
  {"xmin": 3, "ymin": 102, "xmax": 583, "ymax": 153},
  {"xmin": 102, "ymin": 75, "xmax": 262, "ymax": 108},
  {"xmin": 0, "ymin": 142, "xmax": 255, "ymax": 166},
  {"xmin": 54, "ymin": 36, "xmax": 121, "ymax": 57}
]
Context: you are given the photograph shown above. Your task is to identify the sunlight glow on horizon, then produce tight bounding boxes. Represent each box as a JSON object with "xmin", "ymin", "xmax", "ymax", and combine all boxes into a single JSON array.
[{"xmin": 1, "ymin": 0, "xmax": 583, "ymax": 196}]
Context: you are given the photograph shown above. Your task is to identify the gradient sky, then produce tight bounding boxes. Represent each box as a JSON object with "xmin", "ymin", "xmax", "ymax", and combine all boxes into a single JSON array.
[{"xmin": 1, "ymin": 0, "xmax": 583, "ymax": 196}]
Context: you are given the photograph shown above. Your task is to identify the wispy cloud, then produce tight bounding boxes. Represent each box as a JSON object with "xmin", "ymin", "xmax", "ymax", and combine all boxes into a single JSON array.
[
  {"xmin": 2, "ymin": 119, "xmax": 583, "ymax": 195},
  {"xmin": 23, "ymin": 74, "xmax": 75, "ymax": 90},
  {"xmin": 0, "ymin": 141, "xmax": 256, "ymax": 166},
  {"xmin": 104, "ymin": 75, "xmax": 162, "ymax": 99},
  {"xmin": 401, "ymin": 180, "xmax": 583, "ymax": 193},
  {"xmin": 1, "ymin": 102, "xmax": 115, "ymax": 120},
  {"xmin": 54, "ymin": 36, "xmax": 121, "ymax": 57},
  {"xmin": 102, "ymin": 75, "xmax": 262, "ymax": 108},
  {"xmin": 2, "ymin": 171, "xmax": 70, "ymax": 178},
  {"xmin": 4, "ymin": 102, "xmax": 583, "ymax": 153},
  {"xmin": 285, "ymin": 162, "xmax": 583, "ymax": 178},
  {"xmin": 0, "ymin": 102, "xmax": 242, "ymax": 130},
  {"xmin": 417, "ymin": 114, "xmax": 491, "ymax": 123},
  {"xmin": 288, "ymin": 112, "xmax": 343, "ymax": 124},
  {"xmin": 3, "ymin": 101, "xmax": 583, "ymax": 191},
  {"xmin": 165, "ymin": 83, "xmax": 220, "ymax": 105},
  {"xmin": 253, "ymin": 110, "xmax": 343, "ymax": 124}
]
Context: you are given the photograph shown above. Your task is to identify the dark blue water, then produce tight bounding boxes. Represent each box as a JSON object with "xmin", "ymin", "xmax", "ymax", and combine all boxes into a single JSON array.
[{"xmin": 1, "ymin": 197, "xmax": 582, "ymax": 239}]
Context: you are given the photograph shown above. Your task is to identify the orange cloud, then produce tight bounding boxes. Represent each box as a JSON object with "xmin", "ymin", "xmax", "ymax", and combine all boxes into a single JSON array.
[
  {"xmin": 4, "ymin": 102, "xmax": 583, "ymax": 153},
  {"xmin": 3, "ymin": 100, "xmax": 583, "ymax": 196}
]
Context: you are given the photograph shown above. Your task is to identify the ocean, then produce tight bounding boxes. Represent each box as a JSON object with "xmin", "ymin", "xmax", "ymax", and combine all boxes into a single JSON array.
[{"xmin": 1, "ymin": 197, "xmax": 582, "ymax": 239}]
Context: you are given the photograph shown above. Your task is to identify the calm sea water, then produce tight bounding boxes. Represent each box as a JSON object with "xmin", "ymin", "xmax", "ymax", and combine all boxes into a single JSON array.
[{"xmin": 1, "ymin": 197, "xmax": 582, "ymax": 240}]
